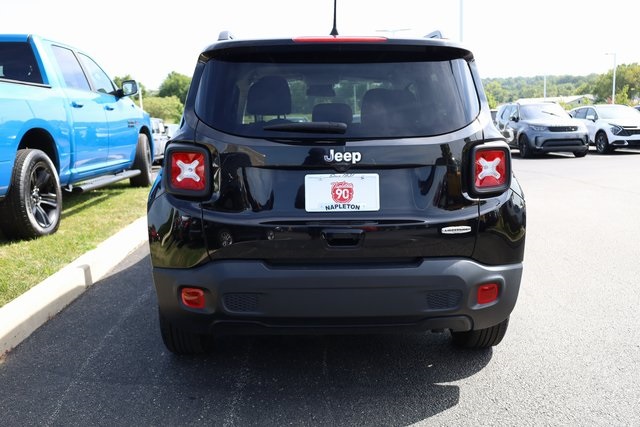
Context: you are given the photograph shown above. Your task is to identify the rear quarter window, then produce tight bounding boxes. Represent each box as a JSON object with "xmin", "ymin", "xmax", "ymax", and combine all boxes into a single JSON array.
[
  {"xmin": 0, "ymin": 41, "xmax": 43, "ymax": 84},
  {"xmin": 195, "ymin": 54, "xmax": 480, "ymax": 140}
]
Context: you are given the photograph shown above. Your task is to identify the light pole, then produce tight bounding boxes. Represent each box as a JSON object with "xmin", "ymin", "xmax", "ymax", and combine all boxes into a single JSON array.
[{"xmin": 605, "ymin": 52, "xmax": 617, "ymax": 104}]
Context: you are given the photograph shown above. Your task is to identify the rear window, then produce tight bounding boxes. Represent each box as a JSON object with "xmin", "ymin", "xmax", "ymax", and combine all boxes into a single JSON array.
[
  {"xmin": 195, "ymin": 56, "xmax": 480, "ymax": 139},
  {"xmin": 0, "ymin": 41, "xmax": 43, "ymax": 84}
]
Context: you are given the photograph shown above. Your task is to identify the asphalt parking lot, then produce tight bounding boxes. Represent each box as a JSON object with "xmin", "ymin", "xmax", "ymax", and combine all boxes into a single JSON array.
[{"xmin": 0, "ymin": 148, "xmax": 639, "ymax": 425}]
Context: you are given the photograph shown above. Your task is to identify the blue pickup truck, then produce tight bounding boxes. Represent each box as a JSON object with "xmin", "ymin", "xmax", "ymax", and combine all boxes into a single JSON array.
[{"xmin": 0, "ymin": 34, "xmax": 154, "ymax": 240}]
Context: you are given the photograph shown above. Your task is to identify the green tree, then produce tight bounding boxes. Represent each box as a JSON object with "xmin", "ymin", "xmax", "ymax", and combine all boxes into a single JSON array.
[
  {"xmin": 484, "ymin": 79, "xmax": 515, "ymax": 104},
  {"xmin": 590, "ymin": 63, "xmax": 640, "ymax": 104},
  {"xmin": 615, "ymin": 64, "xmax": 640, "ymax": 102},
  {"xmin": 575, "ymin": 81, "xmax": 592, "ymax": 95},
  {"xmin": 615, "ymin": 85, "xmax": 631, "ymax": 105},
  {"xmin": 486, "ymin": 90, "xmax": 497, "ymax": 109},
  {"xmin": 142, "ymin": 96, "xmax": 184, "ymax": 123},
  {"xmin": 483, "ymin": 74, "xmax": 599, "ymax": 105},
  {"xmin": 592, "ymin": 72, "xmax": 615, "ymax": 103},
  {"xmin": 289, "ymin": 80, "xmax": 312, "ymax": 114},
  {"xmin": 159, "ymin": 72, "xmax": 191, "ymax": 104}
]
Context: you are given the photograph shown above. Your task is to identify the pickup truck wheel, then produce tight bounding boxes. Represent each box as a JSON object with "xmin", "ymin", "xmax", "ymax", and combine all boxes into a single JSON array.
[
  {"xmin": 0, "ymin": 149, "xmax": 62, "ymax": 240},
  {"xmin": 159, "ymin": 312, "xmax": 214, "ymax": 355},
  {"xmin": 451, "ymin": 317, "xmax": 509, "ymax": 349},
  {"xmin": 130, "ymin": 133, "xmax": 152, "ymax": 187}
]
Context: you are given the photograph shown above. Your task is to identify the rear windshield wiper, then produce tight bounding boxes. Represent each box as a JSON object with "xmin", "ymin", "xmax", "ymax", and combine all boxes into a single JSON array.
[{"xmin": 263, "ymin": 122, "xmax": 347, "ymax": 134}]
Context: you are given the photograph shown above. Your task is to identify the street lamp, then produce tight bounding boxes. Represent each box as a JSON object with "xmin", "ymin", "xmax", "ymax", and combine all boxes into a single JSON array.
[{"xmin": 605, "ymin": 52, "xmax": 617, "ymax": 104}]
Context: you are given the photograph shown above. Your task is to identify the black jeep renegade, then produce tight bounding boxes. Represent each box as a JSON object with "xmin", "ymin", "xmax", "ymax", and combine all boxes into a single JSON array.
[{"xmin": 147, "ymin": 32, "xmax": 526, "ymax": 355}]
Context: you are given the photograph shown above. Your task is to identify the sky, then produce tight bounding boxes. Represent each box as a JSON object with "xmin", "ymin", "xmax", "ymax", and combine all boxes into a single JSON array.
[{"xmin": 4, "ymin": 0, "xmax": 640, "ymax": 90}]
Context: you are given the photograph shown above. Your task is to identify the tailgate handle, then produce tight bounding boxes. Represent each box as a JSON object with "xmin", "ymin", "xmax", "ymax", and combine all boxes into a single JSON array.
[{"xmin": 321, "ymin": 228, "xmax": 364, "ymax": 247}]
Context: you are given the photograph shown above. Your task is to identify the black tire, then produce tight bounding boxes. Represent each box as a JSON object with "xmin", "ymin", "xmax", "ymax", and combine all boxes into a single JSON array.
[
  {"xmin": 159, "ymin": 312, "xmax": 213, "ymax": 355},
  {"xmin": 451, "ymin": 317, "xmax": 509, "ymax": 349},
  {"xmin": 574, "ymin": 149, "xmax": 588, "ymax": 158},
  {"xmin": 0, "ymin": 149, "xmax": 62, "ymax": 240},
  {"xmin": 595, "ymin": 131, "xmax": 612, "ymax": 154},
  {"xmin": 130, "ymin": 133, "xmax": 152, "ymax": 187},
  {"xmin": 518, "ymin": 134, "xmax": 531, "ymax": 158}
]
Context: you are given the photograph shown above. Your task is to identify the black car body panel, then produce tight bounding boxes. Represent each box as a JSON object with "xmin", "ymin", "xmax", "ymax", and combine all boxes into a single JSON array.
[
  {"xmin": 153, "ymin": 258, "xmax": 522, "ymax": 334},
  {"xmin": 147, "ymin": 35, "xmax": 526, "ymax": 352}
]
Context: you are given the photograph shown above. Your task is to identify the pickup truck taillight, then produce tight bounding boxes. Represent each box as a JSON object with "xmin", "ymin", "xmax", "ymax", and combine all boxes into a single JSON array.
[
  {"xmin": 467, "ymin": 142, "xmax": 511, "ymax": 198},
  {"xmin": 164, "ymin": 144, "xmax": 210, "ymax": 197}
]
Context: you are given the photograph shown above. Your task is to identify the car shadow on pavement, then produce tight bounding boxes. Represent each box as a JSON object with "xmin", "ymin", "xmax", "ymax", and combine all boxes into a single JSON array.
[
  {"xmin": 0, "ymin": 251, "xmax": 493, "ymax": 426},
  {"xmin": 162, "ymin": 334, "xmax": 493, "ymax": 426}
]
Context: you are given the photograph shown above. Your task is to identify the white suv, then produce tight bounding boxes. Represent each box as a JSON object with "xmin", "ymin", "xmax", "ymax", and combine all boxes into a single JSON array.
[{"xmin": 569, "ymin": 104, "xmax": 640, "ymax": 154}]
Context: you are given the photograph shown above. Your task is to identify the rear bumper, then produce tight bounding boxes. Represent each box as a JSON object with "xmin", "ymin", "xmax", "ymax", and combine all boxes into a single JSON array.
[{"xmin": 154, "ymin": 258, "xmax": 523, "ymax": 335}]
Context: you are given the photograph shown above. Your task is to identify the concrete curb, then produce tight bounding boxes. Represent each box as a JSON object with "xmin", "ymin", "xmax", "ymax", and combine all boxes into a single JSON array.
[{"xmin": 0, "ymin": 216, "xmax": 148, "ymax": 358}]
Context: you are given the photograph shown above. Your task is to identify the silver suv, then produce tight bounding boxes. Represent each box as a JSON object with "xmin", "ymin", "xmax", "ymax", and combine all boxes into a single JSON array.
[{"xmin": 495, "ymin": 102, "xmax": 589, "ymax": 158}]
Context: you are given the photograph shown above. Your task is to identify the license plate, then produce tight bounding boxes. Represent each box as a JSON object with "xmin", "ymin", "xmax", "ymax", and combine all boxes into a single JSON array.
[{"xmin": 305, "ymin": 174, "xmax": 379, "ymax": 212}]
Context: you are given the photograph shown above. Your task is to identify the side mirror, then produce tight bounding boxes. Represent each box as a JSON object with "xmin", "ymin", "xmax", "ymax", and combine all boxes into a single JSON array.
[
  {"xmin": 586, "ymin": 114, "xmax": 595, "ymax": 121},
  {"xmin": 509, "ymin": 114, "xmax": 519, "ymax": 123},
  {"xmin": 121, "ymin": 80, "xmax": 139, "ymax": 97}
]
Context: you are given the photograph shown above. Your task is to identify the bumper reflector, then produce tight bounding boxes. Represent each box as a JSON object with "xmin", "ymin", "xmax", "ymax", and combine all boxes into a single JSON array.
[
  {"xmin": 477, "ymin": 283, "xmax": 499, "ymax": 305},
  {"xmin": 181, "ymin": 287, "xmax": 206, "ymax": 309}
]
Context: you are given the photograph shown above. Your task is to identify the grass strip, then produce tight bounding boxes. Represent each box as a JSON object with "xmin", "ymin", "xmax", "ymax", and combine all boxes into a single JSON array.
[{"xmin": 0, "ymin": 182, "xmax": 149, "ymax": 307}]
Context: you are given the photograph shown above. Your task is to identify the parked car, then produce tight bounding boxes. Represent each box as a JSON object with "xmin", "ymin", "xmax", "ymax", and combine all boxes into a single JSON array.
[
  {"xmin": 569, "ymin": 104, "xmax": 640, "ymax": 154},
  {"xmin": 494, "ymin": 103, "xmax": 514, "ymax": 138},
  {"xmin": 146, "ymin": 30, "xmax": 526, "ymax": 355},
  {"xmin": 490, "ymin": 108, "xmax": 498, "ymax": 123},
  {"xmin": 165, "ymin": 123, "xmax": 180, "ymax": 139},
  {"xmin": 495, "ymin": 102, "xmax": 589, "ymax": 158},
  {"xmin": 150, "ymin": 117, "xmax": 169, "ymax": 163}
]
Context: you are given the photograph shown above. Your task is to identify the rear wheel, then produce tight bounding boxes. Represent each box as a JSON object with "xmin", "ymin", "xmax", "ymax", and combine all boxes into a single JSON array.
[
  {"xmin": 159, "ymin": 312, "xmax": 214, "ymax": 355},
  {"xmin": 451, "ymin": 317, "xmax": 509, "ymax": 349},
  {"xmin": 130, "ymin": 133, "xmax": 152, "ymax": 187},
  {"xmin": 595, "ymin": 131, "xmax": 612, "ymax": 154},
  {"xmin": 0, "ymin": 149, "xmax": 62, "ymax": 240}
]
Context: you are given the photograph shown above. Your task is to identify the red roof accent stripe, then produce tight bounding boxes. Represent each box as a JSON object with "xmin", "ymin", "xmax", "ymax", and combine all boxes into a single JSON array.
[{"xmin": 293, "ymin": 36, "xmax": 388, "ymax": 43}]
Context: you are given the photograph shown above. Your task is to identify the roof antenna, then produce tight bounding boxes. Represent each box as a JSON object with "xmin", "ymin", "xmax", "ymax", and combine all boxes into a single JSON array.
[{"xmin": 330, "ymin": 0, "xmax": 339, "ymax": 36}]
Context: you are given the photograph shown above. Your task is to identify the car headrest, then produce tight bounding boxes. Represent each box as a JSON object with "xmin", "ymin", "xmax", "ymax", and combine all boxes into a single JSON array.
[{"xmin": 246, "ymin": 75, "xmax": 292, "ymax": 116}]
